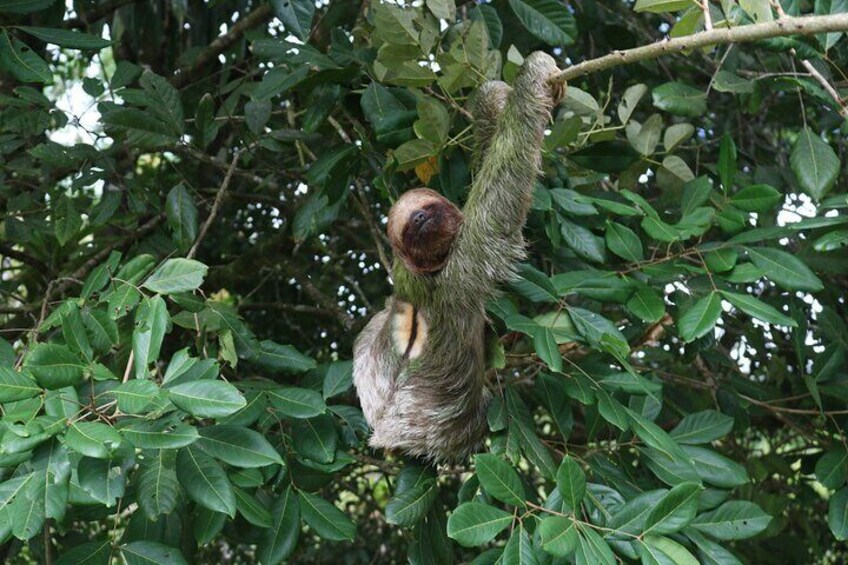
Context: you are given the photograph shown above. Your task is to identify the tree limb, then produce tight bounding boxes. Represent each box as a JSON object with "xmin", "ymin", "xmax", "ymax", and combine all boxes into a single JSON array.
[
  {"xmin": 552, "ymin": 13, "xmax": 848, "ymax": 83},
  {"xmin": 171, "ymin": 3, "xmax": 274, "ymax": 88}
]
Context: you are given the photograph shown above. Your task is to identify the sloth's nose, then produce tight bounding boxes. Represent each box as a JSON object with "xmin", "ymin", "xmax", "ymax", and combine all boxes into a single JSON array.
[{"xmin": 412, "ymin": 211, "xmax": 427, "ymax": 225}]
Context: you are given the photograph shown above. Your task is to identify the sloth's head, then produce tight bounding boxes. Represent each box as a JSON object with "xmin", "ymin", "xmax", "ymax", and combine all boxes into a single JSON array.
[{"xmin": 387, "ymin": 188, "xmax": 463, "ymax": 275}]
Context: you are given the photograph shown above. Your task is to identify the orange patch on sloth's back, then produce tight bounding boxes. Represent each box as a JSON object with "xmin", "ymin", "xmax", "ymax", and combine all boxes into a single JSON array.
[{"xmin": 391, "ymin": 301, "xmax": 428, "ymax": 359}]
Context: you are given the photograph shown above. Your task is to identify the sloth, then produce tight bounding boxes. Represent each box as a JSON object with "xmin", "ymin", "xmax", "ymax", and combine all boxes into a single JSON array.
[{"xmin": 353, "ymin": 52, "xmax": 561, "ymax": 462}]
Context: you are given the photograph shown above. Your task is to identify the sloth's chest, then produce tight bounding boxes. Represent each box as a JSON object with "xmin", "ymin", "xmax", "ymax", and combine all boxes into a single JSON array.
[{"xmin": 390, "ymin": 301, "xmax": 428, "ymax": 360}]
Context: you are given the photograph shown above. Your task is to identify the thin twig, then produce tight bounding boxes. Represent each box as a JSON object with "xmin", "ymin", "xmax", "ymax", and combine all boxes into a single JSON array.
[{"xmin": 187, "ymin": 150, "xmax": 242, "ymax": 260}]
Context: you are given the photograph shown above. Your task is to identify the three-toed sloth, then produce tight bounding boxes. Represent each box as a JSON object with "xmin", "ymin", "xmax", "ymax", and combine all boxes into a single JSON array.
[{"xmin": 353, "ymin": 52, "xmax": 562, "ymax": 462}]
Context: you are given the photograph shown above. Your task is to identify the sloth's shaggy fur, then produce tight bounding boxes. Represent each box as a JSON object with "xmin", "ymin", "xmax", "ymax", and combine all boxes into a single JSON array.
[{"xmin": 353, "ymin": 52, "xmax": 559, "ymax": 462}]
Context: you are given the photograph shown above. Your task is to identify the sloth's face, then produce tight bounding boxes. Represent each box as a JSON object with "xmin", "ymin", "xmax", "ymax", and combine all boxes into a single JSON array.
[{"xmin": 388, "ymin": 188, "xmax": 463, "ymax": 274}]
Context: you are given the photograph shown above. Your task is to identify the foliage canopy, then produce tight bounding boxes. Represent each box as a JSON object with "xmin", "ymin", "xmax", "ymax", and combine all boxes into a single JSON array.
[{"xmin": 0, "ymin": 0, "xmax": 847, "ymax": 563}]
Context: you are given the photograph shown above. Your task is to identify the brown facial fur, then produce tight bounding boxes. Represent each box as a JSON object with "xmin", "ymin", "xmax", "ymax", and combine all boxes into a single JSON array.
[{"xmin": 387, "ymin": 188, "xmax": 463, "ymax": 274}]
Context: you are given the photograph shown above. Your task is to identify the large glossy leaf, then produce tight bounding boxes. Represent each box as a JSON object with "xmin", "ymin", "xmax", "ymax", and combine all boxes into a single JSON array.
[
  {"xmin": 508, "ymin": 0, "xmax": 577, "ymax": 46},
  {"xmin": 0, "ymin": 367, "xmax": 40, "ymax": 402},
  {"xmin": 677, "ymin": 292, "xmax": 722, "ymax": 343},
  {"xmin": 132, "ymin": 296, "xmax": 170, "ymax": 378},
  {"xmin": 746, "ymin": 247, "xmax": 823, "ymax": 291},
  {"xmin": 643, "ymin": 482, "xmax": 701, "ymax": 535},
  {"xmin": 18, "ymin": 27, "xmax": 110, "ymax": 49},
  {"xmin": 385, "ymin": 480, "xmax": 437, "ymax": 527},
  {"xmin": 556, "ymin": 456, "xmax": 586, "ymax": 512},
  {"xmin": 690, "ymin": 501, "xmax": 771, "ymax": 540},
  {"xmin": 176, "ymin": 446, "xmax": 236, "ymax": 516},
  {"xmin": 143, "ymin": 259, "xmax": 208, "ymax": 295},
  {"xmin": 137, "ymin": 449, "xmax": 179, "ymax": 520},
  {"xmin": 790, "ymin": 127, "xmax": 840, "ymax": 200},
  {"xmin": 25, "ymin": 343, "xmax": 85, "ymax": 389},
  {"xmin": 475, "ymin": 454, "xmax": 525, "ymax": 507},
  {"xmin": 168, "ymin": 381, "xmax": 246, "ymax": 418},
  {"xmin": 267, "ymin": 386, "xmax": 326, "ymax": 418},
  {"xmin": 298, "ymin": 491, "xmax": 355, "ymax": 541},
  {"xmin": 258, "ymin": 487, "xmax": 300, "ymax": 564},
  {"xmin": 198, "ymin": 425, "xmax": 284, "ymax": 467},
  {"xmin": 121, "ymin": 542, "xmax": 187, "ymax": 565},
  {"xmin": 447, "ymin": 502, "xmax": 512, "ymax": 547}
]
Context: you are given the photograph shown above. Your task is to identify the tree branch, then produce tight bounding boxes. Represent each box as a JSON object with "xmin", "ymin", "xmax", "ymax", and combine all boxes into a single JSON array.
[
  {"xmin": 552, "ymin": 13, "xmax": 848, "ymax": 83},
  {"xmin": 171, "ymin": 3, "xmax": 274, "ymax": 88},
  {"xmin": 187, "ymin": 150, "xmax": 241, "ymax": 260},
  {"xmin": 64, "ymin": 0, "xmax": 144, "ymax": 29}
]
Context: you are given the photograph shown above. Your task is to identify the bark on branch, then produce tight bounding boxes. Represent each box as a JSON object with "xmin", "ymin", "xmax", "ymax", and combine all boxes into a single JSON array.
[
  {"xmin": 171, "ymin": 3, "xmax": 274, "ymax": 88},
  {"xmin": 552, "ymin": 13, "xmax": 848, "ymax": 83}
]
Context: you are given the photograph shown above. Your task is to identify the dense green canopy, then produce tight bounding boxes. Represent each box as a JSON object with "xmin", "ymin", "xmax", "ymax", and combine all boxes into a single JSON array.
[{"xmin": 0, "ymin": 0, "xmax": 847, "ymax": 563}]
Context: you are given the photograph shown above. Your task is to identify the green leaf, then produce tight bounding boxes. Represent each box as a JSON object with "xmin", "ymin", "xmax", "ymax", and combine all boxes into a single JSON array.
[
  {"xmin": 718, "ymin": 134, "xmax": 737, "ymax": 190},
  {"xmin": 570, "ymin": 141, "xmax": 641, "ymax": 173},
  {"xmin": 626, "ymin": 285, "xmax": 665, "ymax": 323},
  {"xmin": 511, "ymin": 263, "xmax": 558, "ymax": 303},
  {"xmin": 669, "ymin": 410, "xmax": 734, "ymax": 444},
  {"xmin": 641, "ymin": 215, "xmax": 680, "ymax": 242},
  {"xmin": 168, "ymin": 381, "xmax": 246, "ymax": 419},
  {"xmin": 143, "ymin": 259, "xmax": 207, "ymax": 295},
  {"xmin": 0, "ymin": 367, "xmax": 40, "ymax": 402},
  {"xmin": 25, "ymin": 343, "xmax": 84, "ymax": 390},
  {"xmin": 643, "ymin": 482, "xmax": 701, "ymax": 535},
  {"xmin": 66, "ymin": 422, "xmax": 123, "ymax": 459},
  {"xmin": 475, "ymin": 454, "xmax": 526, "ymax": 507},
  {"xmin": 683, "ymin": 445, "xmax": 749, "ymax": 488},
  {"xmin": 605, "ymin": 222, "xmax": 644, "ymax": 262},
  {"xmin": 291, "ymin": 414, "xmax": 337, "ymax": 464},
  {"xmin": 627, "ymin": 408, "xmax": 695, "ymax": 471},
  {"xmin": 0, "ymin": 31, "xmax": 52, "ymax": 83},
  {"xmin": 268, "ymin": 386, "xmax": 327, "ymax": 418},
  {"xmin": 703, "ymin": 247, "xmax": 738, "ymax": 272},
  {"xmin": 556, "ymin": 456, "xmax": 586, "ymax": 512},
  {"xmin": 17, "ymin": 26, "xmax": 110, "ymax": 49},
  {"xmin": 198, "ymin": 425, "xmax": 284, "ymax": 468},
  {"xmin": 677, "ymin": 292, "xmax": 722, "ymax": 343},
  {"xmin": 690, "ymin": 501, "xmax": 771, "ymax": 540},
  {"xmin": 508, "ymin": 0, "xmax": 577, "ymax": 46},
  {"xmin": 746, "ymin": 247, "xmax": 823, "ymax": 291},
  {"xmin": 77, "ymin": 457, "xmax": 125, "ymax": 507},
  {"xmin": 828, "ymin": 487, "xmax": 848, "ymax": 540},
  {"xmin": 137, "ymin": 449, "xmax": 179, "ymax": 520},
  {"xmin": 730, "ymin": 184, "xmax": 782, "ymax": 212},
  {"xmin": 790, "ymin": 127, "xmax": 840, "ymax": 200},
  {"xmin": 534, "ymin": 328, "xmax": 562, "ymax": 373},
  {"xmin": 652, "ymin": 82, "xmax": 706, "ymax": 118},
  {"xmin": 641, "ymin": 535, "xmax": 699, "ymax": 565},
  {"xmin": 256, "ymin": 340, "xmax": 317, "ymax": 373},
  {"xmin": 55, "ymin": 541, "xmax": 112, "ymax": 565},
  {"xmin": 121, "ymin": 541, "xmax": 187, "ymax": 565},
  {"xmin": 119, "ymin": 421, "xmax": 200, "ymax": 449},
  {"xmin": 258, "ymin": 487, "xmax": 300, "ymax": 564},
  {"xmin": 0, "ymin": 0, "xmax": 54, "ymax": 13},
  {"xmin": 447, "ymin": 502, "xmax": 512, "ymax": 547},
  {"xmin": 132, "ymin": 296, "xmax": 169, "ymax": 379},
  {"xmin": 501, "ymin": 525, "xmax": 539, "ymax": 565},
  {"xmin": 720, "ymin": 290, "xmax": 797, "ymax": 327},
  {"xmin": 817, "ymin": 448, "xmax": 848, "ymax": 489},
  {"xmin": 539, "ymin": 516, "xmax": 578, "ymax": 557},
  {"xmin": 386, "ymin": 480, "xmax": 438, "ymax": 527},
  {"xmin": 166, "ymin": 184, "xmax": 199, "ymax": 251},
  {"xmin": 298, "ymin": 491, "xmax": 355, "ymax": 541},
  {"xmin": 575, "ymin": 526, "xmax": 616, "ymax": 565},
  {"xmin": 84, "ymin": 309, "xmax": 119, "ymax": 353},
  {"xmin": 323, "ymin": 360, "xmax": 353, "ymax": 399},
  {"xmin": 235, "ymin": 487, "xmax": 272, "ymax": 527},
  {"xmin": 176, "ymin": 445, "xmax": 236, "ymax": 516},
  {"xmin": 139, "ymin": 70, "xmax": 184, "ymax": 135},
  {"xmin": 561, "ymin": 220, "xmax": 606, "ymax": 263},
  {"xmin": 634, "ymin": 0, "xmax": 691, "ymax": 12},
  {"xmin": 271, "ymin": 0, "xmax": 315, "ymax": 41},
  {"xmin": 111, "ymin": 380, "xmax": 158, "ymax": 414}
]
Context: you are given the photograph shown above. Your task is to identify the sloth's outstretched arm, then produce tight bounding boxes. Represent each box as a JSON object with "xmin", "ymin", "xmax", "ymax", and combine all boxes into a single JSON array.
[
  {"xmin": 444, "ymin": 52, "xmax": 559, "ymax": 302},
  {"xmin": 471, "ymin": 81, "xmax": 510, "ymax": 170}
]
